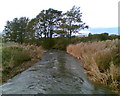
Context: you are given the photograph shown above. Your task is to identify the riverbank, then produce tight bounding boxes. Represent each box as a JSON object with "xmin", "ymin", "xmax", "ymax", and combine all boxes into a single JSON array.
[
  {"xmin": 67, "ymin": 39, "xmax": 120, "ymax": 94},
  {"xmin": 2, "ymin": 43, "xmax": 44, "ymax": 83}
]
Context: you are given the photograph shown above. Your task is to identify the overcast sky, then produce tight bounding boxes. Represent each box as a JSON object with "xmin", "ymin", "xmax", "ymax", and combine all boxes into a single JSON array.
[{"xmin": 0, "ymin": 0, "xmax": 119, "ymax": 32}]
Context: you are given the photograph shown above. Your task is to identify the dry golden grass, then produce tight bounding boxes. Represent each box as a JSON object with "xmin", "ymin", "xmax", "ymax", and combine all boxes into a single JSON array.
[
  {"xmin": 67, "ymin": 39, "xmax": 120, "ymax": 93},
  {"xmin": 9, "ymin": 43, "xmax": 44, "ymax": 60},
  {"xmin": 2, "ymin": 43, "xmax": 44, "ymax": 83}
]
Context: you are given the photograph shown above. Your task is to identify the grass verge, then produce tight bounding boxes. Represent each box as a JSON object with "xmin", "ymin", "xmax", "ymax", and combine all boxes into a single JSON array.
[
  {"xmin": 67, "ymin": 39, "xmax": 120, "ymax": 94},
  {"xmin": 1, "ymin": 43, "xmax": 44, "ymax": 83}
]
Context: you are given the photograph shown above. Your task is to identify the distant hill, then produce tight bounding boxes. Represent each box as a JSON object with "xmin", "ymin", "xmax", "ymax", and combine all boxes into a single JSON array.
[{"xmin": 83, "ymin": 27, "xmax": 118, "ymax": 35}]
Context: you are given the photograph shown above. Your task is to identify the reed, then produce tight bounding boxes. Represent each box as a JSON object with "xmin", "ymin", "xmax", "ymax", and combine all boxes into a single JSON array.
[{"xmin": 67, "ymin": 39, "xmax": 120, "ymax": 93}]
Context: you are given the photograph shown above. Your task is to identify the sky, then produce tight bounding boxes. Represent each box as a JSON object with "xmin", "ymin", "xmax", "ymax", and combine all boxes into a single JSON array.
[{"xmin": 0, "ymin": 0, "xmax": 119, "ymax": 33}]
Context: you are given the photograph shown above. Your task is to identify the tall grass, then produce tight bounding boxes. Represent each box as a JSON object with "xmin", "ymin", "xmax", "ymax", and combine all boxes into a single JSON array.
[
  {"xmin": 2, "ymin": 43, "xmax": 44, "ymax": 83},
  {"xmin": 67, "ymin": 39, "xmax": 120, "ymax": 93}
]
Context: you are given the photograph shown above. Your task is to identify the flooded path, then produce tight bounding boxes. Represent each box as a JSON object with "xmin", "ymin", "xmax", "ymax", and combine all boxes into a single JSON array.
[{"xmin": 1, "ymin": 50, "xmax": 112, "ymax": 94}]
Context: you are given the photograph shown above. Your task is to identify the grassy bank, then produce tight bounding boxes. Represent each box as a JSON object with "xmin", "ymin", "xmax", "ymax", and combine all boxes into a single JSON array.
[
  {"xmin": 2, "ymin": 43, "xmax": 44, "ymax": 83},
  {"xmin": 67, "ymin": 39, "xmax": 120, "ymax": 93}
]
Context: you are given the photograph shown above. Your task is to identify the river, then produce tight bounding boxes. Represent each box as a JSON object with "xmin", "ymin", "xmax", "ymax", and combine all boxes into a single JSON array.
[{"xmin": 1, "ymin": 50, "xmax": 113, "ymax": 94}]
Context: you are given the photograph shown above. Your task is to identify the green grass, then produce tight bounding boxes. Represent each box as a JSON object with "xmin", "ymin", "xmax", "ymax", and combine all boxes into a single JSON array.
[
  {"xmin": 2, "ymin": 46, "xmax": 31, "ymax": 72},
  {"xmin": 2, "ymin": 45, "xmax": 31, "ymax": 83},
  {"xmin": 1, "ymin": 42, "xmax": 44, "ymax": 83}
]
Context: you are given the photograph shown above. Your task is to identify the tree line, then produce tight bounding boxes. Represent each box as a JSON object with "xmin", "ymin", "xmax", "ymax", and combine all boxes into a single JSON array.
[{"xmin": 3, "ymin": 6, "xmax": 88, "ymax": 44}]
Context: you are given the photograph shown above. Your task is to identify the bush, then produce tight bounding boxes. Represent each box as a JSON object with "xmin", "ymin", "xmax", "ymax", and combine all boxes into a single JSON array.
[
  {"xmin": 2, "ymin": 47, "xmax": 31, "ymax": 70},
  {"xmin": 42, "ymin": 38, "xmax": 55, "ymax": 49},
  {"xmin": 53, "ymin": 37, "xmax": 70, "ymax": 50}
]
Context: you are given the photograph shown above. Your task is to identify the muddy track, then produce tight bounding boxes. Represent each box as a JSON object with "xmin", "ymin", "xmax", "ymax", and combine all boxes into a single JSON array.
[{"xmin": 1, "ymin": 50, "xmax": 112, "ymax": 94}]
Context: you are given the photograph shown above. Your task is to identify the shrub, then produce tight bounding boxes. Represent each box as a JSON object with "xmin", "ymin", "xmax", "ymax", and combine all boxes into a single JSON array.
[
  {"xmin": 53, "ymin": 37, "xmax": 70, "ymax": 50},
  {"xmin": 2, "ymin": 47, "xmax": 31, "ymax": 70},
  {"xmin": 42, "ymin": 38, "xmax": 55, "ymax": 49}
]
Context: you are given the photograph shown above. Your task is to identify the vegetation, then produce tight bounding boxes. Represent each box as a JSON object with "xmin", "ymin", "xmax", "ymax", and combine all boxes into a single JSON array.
[
  {"xmin": 2, "ymin": 6, "xmax": 88, "ymax": 45},
  {"xmin": 1, "ymin": 5, "xmax": 119, "ymax": 94},
  {"xmin": 2, "ymin": 43, "xmax": 44, "ymax": 83},
  {"xmin": 52, "ymin": 34, "xmax": 119, "ymax": 51},
  {"xmin": 67, "ymin": 39, "xmax": 120, "ymax": 93},
  {"xmin": 3, "ymin": 17, "xmax": 29, "ymax": 44}
]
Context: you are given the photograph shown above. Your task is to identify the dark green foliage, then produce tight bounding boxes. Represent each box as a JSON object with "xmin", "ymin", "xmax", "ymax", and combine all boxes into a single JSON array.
[
  {"xmin": 2, "ymin": 5, "xmax": 87, "ymax": 45},
  {"xmin": 2, "ymin": 6, "xmax": 119, "ymax": 51},
  {"xmin": 35, "ymin": 8, "xmax": 62, "ymax": 39},
  {"xmin": 64, "ymin": 6, "xmax": 88, "ymax": 37},
  {"xmin": 88, "ymin": 33, "xmax": 109, "ymax": 41},
  {"xmin": 3, "ymin": 17, "xmax": 29, "ymax": 44},
  {"xmin": 41, "ymin": 38, "xmax": 55, "ymax": 49},
  {"xmin": 26, "ymin": 33, "xmax": 119, "ymax": 51},
  {"xmin": 75, "ymin": 33, "xmax": 119, "ymax": 43},
  {"xmin": 53, "ymin": 37, "xmax": 70, "ymax": 50},
  {"xmin": 25, "ymin": 18, "xmax": 36, "ymax": 41}
]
